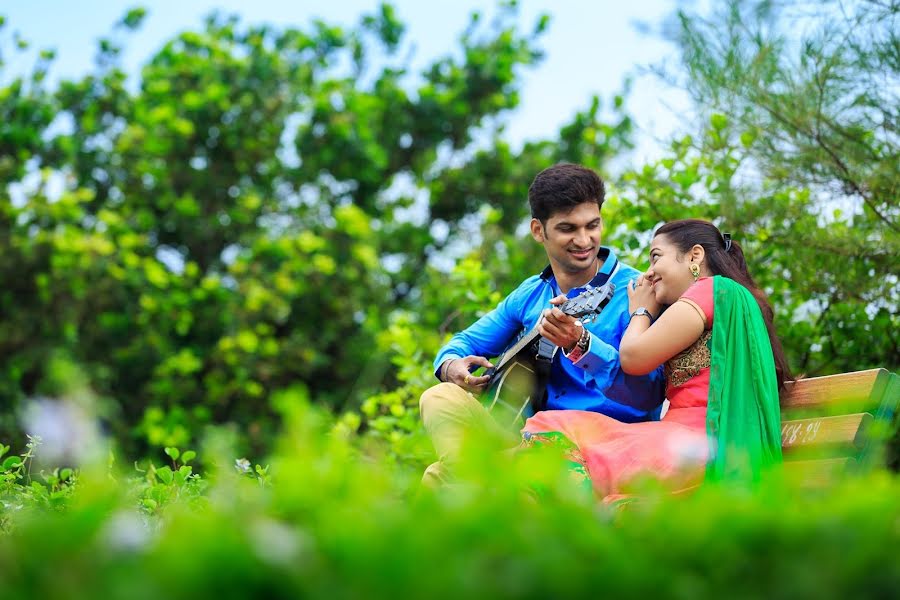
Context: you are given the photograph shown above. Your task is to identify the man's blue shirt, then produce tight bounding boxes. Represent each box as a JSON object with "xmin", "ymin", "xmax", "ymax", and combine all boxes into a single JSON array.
[{"xmin": 434, "ymin": 247, "xmax": 665, "ymax": 422}]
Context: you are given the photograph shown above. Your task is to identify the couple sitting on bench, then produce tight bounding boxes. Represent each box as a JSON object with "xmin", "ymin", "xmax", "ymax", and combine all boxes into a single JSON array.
[{"xmin": 420, "ymin": 163, "xmax": 792, "ymax": 500}]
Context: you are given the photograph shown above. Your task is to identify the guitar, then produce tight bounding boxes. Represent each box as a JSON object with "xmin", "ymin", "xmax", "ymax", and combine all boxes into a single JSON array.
[{"xmin": 482, "ymin": 282, "xmax": 616, "ymax": 429}]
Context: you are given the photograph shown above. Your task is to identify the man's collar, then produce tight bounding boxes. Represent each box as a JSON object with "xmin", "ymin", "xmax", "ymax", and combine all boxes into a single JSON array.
[{"xmin": 539, "ymin": 246, "xmax": 616, "ymax": 282}]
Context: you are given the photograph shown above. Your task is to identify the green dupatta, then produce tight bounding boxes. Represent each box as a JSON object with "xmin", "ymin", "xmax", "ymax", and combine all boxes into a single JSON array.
[{"xmin": 705, "ymin": 276, "xmax": 783, "ymax": 481}]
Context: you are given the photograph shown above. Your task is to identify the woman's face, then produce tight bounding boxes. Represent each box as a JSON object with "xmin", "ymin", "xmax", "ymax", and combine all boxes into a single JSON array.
[{"xmin": 646, "ymin": 234, "xmax": 697, "ymax": 305}]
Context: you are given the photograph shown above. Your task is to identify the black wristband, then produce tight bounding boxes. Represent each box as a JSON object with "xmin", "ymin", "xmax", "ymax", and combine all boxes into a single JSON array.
[{"xmin": 440, "ymin": 358, "xmax": 455, "ymax": 382}]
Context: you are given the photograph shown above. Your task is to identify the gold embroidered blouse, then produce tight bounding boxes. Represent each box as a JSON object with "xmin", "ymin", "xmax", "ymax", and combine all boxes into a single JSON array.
[{"xmin": 665, "ymin": 328, "xmax": 712, "ymax": 388}]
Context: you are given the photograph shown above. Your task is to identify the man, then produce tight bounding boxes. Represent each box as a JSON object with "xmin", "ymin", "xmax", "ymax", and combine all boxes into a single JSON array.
[{"xmin": 420, "ymin": 163, "xmax": 665, "ymax": 487}]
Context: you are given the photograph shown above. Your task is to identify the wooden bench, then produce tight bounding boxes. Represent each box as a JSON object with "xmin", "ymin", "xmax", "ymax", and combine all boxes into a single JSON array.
[{"xmin": 780, "ymin": 368, "xmax": 900, "ymax": 485}]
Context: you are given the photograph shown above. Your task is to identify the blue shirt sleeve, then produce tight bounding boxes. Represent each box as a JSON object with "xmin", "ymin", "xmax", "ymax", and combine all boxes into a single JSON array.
[{"xmin": 432, "ymin": 279, "xmax": 535, "ymax": 380}]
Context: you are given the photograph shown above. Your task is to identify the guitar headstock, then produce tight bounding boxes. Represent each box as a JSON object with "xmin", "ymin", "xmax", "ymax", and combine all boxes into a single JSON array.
[{"xmin": 559, "ymin": 282, "xmax": 616, "ymax": 323}]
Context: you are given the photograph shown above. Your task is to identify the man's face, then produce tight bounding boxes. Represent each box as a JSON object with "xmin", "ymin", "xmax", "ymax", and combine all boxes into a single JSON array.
[{"xmin": 530, "ymin": 202, "xmax": 602, "ymax": 276}]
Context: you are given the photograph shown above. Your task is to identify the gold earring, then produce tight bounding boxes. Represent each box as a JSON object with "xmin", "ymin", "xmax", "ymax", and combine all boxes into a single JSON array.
[{"xmin": 689, "ymin": 262, "xmax": 701, "ymax": 281}]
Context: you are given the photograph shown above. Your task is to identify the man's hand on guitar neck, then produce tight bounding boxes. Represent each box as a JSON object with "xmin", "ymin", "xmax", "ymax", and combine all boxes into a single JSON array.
[
  {"xmin": 443, "ymin": 355, "xmax": 494, "ymax": 392},
  {"xmin": 538, "ymin": 294, "xmax": 585, "ymax": 354}
]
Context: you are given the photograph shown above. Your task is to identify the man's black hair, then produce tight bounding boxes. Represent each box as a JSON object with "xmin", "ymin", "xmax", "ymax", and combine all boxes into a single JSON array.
[{"xmin": 528, "ymin": 163, "xmax": 605, "ymax": 222}]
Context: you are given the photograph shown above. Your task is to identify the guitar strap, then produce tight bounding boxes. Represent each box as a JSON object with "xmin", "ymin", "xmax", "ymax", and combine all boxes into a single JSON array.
[
  {"xmin": 530, "ymin": 337, "xmax": 556, "ymax": 412},
  {"xmin": 531, "ymin": 248, "xmax": 620, "ymax": 413}
]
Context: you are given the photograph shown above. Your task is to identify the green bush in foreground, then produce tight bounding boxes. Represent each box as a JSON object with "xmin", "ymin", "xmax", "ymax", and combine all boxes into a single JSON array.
[{"xmin": 0, "ymin": 401, "xmax": 897, "ymax": 600}]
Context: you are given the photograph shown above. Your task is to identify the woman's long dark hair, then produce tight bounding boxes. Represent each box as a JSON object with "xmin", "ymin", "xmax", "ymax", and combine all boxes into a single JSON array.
[{"xmin": 654, "ymin": 219, "xmax": 793, "ymax": 392}]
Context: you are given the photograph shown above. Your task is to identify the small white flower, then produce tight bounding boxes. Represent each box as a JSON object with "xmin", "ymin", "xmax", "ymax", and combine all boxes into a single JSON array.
[{"xmin": 234, "ymin": 458, "xmax": 252, "ymax": 473}]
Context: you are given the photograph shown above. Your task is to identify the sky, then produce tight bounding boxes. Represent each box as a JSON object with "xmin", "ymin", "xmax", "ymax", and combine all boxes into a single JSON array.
[{"xmin": 2, "ymin": 0, "xmax": 695, "ymax": 163}]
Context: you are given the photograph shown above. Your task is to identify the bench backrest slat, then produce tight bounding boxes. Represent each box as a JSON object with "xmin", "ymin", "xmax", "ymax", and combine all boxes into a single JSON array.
[{"xmin": 781, "ymin": 368, "xmax": 889, "ymax": 413}]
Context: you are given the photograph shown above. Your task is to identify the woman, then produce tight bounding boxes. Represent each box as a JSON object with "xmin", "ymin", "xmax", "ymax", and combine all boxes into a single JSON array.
[{"xmin": 521, "ymin": 219, "xmax": 792, "ymax": 499}]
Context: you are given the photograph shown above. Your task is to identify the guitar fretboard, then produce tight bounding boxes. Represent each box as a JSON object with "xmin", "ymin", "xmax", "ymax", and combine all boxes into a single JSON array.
[{"xmin": 494, "ymin": 324, "xmax": 543, "ymax": 372}]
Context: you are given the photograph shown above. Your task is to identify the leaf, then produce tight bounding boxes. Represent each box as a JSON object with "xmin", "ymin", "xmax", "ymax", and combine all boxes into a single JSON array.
[
  {"xmin": 2, "ymin": 456, "xmax": 22, "ymax": 470},
  {"xmin": 120, "ymin": 7, "xmax": 147, "ymax": 30},
  {"xmin": 164, "ymin": 447, "xmax": 180, "ymax": 461},
  {"xmin": 710, "ymin": 113, "xmax": 728, "ymax": 131},
  {"xmin": 180, "ymin": 450, "xmax": 196, "ymax": 464},
  {"xmin": 156, "ymin": 466, "xmax": 174, "ymax": 484}
]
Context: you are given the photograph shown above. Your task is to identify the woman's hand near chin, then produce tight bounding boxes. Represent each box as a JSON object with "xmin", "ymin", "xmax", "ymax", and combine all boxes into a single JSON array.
[{"xmin": 627, "ymin": 271, "xmax": 662, "ymax": 318}]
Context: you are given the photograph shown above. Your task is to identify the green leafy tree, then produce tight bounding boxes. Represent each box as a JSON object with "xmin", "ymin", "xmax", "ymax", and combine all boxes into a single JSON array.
[
  {"xmin": 0, "ymin": 3, "xmax": 634, "ymax": 455},
  {"xmin": 614, "ymin": 0, "xmax": 899, "ymax": 375}
]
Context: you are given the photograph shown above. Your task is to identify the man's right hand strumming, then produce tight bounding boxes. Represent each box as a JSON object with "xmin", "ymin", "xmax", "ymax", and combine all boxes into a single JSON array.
[{"xmin": 441, "ymin": 355, "xmax": 494, "ymax": 393}]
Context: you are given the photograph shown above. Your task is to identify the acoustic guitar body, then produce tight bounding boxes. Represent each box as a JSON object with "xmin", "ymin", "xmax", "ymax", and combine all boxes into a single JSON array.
[{"xmin": 485, "ymin": 359, "xmax": 537, "ymax": 431}]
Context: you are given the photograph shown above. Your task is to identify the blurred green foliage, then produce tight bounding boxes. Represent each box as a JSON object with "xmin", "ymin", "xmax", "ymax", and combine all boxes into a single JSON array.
[{"xmin": 0, "ymin": 402, "xmax": 898, "ymax": 599}]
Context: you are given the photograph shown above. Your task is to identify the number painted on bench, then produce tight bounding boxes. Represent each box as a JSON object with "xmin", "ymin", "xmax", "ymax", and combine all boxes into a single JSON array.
[
  {"xmin": 781, "ymin": 420, "xmax": 822, "ymax": 446},
  {"xmin": 780, "ymin": 413, "xmax": 871, "ymax": 452}
]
